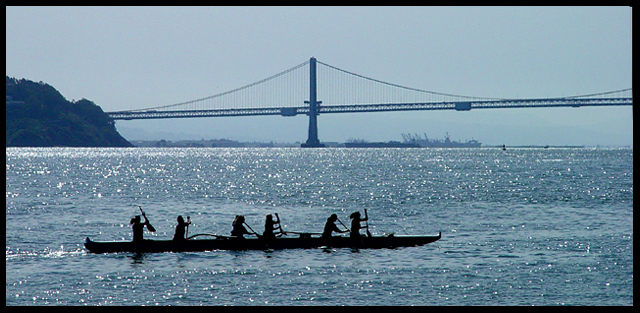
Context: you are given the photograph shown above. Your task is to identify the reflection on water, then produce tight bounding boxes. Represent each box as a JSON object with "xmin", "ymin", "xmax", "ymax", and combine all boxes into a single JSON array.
[{"xmin": 6, "ymin": 148, "xmax": 633, "ymax": 305}]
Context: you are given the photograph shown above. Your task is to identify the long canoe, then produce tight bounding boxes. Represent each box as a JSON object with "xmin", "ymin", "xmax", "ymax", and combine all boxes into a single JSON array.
[{"xmin": 84, "ymin": 232, "xmax": 441, "ymax": 253}]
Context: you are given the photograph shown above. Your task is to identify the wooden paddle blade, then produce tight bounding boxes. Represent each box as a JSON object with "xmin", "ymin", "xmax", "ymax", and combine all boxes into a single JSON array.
[
  {"xmin": 337, "ymin": 218, "xmax": 350, "ymax": 232},
  {"xmin": 137, "ymin": 206, "xmax": 155, "ymax": 232},
  {"xmin": 185, "ymin": 217, "xmax": 190, "ymax": 239},
  {"xmin": 275, "ymin": 213, "xmax": 285, "ymax": 235},
  {"xmin": 364, "ymin": 209, "xmax": 371, "ymax": 237}
]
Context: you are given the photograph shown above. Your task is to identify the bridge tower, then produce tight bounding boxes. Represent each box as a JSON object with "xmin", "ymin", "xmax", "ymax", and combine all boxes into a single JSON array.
[{"xmin": 301, "ymin": 57, "xmax": 325, "ymax": 148}]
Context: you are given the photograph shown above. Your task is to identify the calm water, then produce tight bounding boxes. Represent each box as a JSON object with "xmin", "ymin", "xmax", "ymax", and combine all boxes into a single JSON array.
[{"xmin": 6, "ymin": 147, "xmax": 633, "ymax": 306}]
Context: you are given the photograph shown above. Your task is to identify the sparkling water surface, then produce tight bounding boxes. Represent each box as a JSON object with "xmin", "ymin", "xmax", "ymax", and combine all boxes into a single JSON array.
[{"xmin": 6, "ymin": 147, "xmax": 633, "ymax": 305}]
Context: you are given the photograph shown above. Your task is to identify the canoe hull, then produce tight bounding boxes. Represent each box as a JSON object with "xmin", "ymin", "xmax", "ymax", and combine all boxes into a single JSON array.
[{"xmin": 84, "ymin": 233, "xmax": 441, "ymax": 253}]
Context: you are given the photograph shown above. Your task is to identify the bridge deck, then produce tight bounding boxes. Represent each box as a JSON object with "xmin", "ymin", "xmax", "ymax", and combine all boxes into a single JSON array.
[{"xmin": 107, "ymin": 97, "xmax": 632, "ymax": 120}]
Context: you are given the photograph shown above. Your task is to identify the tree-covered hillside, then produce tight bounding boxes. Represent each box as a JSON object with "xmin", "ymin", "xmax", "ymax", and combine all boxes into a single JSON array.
[{"xmin": 6, "ymin": 77, "xmax": 132, "ymax": 147}]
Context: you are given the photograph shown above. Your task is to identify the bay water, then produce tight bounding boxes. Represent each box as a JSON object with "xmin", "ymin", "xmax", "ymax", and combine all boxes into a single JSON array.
[{"xmin": 6, "ymin": 147, "xmax": 633, "ymax": 305}]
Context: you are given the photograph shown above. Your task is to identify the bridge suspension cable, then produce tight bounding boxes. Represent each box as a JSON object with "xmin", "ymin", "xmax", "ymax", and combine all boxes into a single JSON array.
[
  {"xmin": 316, "ymin": 60, "xmax": 503, "ymax": 106},
  {"xmin": 122, "ymin": 59, "xmax": 310, "ymax": 113},
  {"xmin": 565, "ymin": 88, "xmax": 632, "ymax": 99}
]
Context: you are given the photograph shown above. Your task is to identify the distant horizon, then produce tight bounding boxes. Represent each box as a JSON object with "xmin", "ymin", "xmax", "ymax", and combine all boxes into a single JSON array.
[{"xmin": 124, "ymin": 136, "xmax": 631, "ymax": 148}]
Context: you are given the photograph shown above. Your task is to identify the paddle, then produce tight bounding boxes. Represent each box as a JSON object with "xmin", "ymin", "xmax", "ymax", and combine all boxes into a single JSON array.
[
  {"xmin": 337, "ymin": 217, "xmax": 351, "ymax": 233},
  {"xmin": 243, "ymin": 221, "xmax": 260, "ymax": 238},
  {"xmin": 138, "ymin": 206, "xmax": 156, "ymax": 232},
  {"xmin": 185, "ymin": 216, "xmax": 191, "ymax": 240},
  {"xmin": 274, "ymin": 213, "xmax": 285, "ymax": 236},
  {"xmin": 364, "ymin": 209, "xmax": 371, "ymax": 237}
]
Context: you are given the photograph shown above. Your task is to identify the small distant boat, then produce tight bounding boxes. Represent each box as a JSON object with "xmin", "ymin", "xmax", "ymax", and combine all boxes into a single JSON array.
[{"xmin": 84, "ymin": 232, "xmax": 442, "ymax": 253}]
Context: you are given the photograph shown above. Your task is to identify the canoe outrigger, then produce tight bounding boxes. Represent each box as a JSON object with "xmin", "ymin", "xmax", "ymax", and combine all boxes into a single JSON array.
[{"xmin": 84, "ymin": 232, "xmax": 442, "ymax": 253}]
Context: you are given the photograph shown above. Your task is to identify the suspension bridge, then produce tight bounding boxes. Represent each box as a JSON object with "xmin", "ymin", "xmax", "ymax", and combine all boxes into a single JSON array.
[{"xmin": 107, "ymin": 57, "xmax": 633, "ymax": 147}]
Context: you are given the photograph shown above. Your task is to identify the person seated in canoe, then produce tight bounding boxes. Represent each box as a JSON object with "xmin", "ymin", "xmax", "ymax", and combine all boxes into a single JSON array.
[
  {"xmin": 172, "ymin": 215, "xmax": 191, "ymax": 241},
  {"xmin": 349, "ymin": 211, "xmax": 368, "ymax": 239},
  {"xmin": 130, "ymin": 214, "xmax": 153, "ymax": 242},
  {"xmin": 230, "ymin": 215, "xmax": 251, "ymax": 239},
  {"xmin": 322, "ymin": 214, "xmax": 349, "ymax": 239},
  {"xmin": 263, "ymin": 214, "xmax": 282, "ymax": 241}
]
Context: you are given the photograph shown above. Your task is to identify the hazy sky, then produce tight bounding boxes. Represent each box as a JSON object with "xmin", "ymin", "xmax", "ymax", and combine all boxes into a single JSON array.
[{"xmin": 6, "ymin": 6, "xmax": 632, "ymax": 146}]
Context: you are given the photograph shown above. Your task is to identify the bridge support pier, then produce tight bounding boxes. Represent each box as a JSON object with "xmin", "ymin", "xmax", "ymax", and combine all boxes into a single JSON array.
[{"xmin": 301, "ymin": 57, "xmax": 325, "ymax": 148}]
